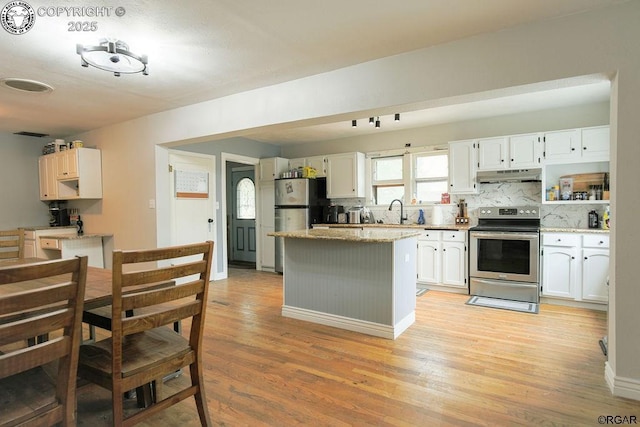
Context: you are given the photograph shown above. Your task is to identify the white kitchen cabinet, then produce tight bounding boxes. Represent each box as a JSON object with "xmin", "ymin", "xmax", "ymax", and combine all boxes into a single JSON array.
[
  {"xmin": 55, "ymin": 149, "xmax": 79, "ymax": 180},
  {"xmin": 441, "ymin": 232, "xmax": 466, "ymax": 287},
  {"xmin": 581, "ymin": 234, "xmax": 609, "ymax": 302},
  {"xmin": 325, "ymin": 152, "xmax": 365, "ymax": 198},
  {"xmin": 417, "ymin": 229, "xmax": 467, "ymax": 290},
  {"xmin": 288, "ymin": 156, "xmax": 327, "ymax": 177},
  {"xmin": 448, "ymin": 140, "xmax": 477, "ymax": 194},
  {"xmin": 39, "ymin": 148, "xmax": 102, "ymax": 201},
  {"xmin": 259, "ymin": 157, "xmax": 289, "ymax": 181},
  {"xmin": 40, "ymin": 234, "xmax": 104, "ymax": 268},
  {"xmin": 22, "ymin": 230, "xmax": 37, "ymax": 258},
  {"xmin": 38, "ymin": 155, "xmax": 58, "ymax": 200},
  {"xmin": 541, "ymin": 232, "xmax": 609, "ymax": 305},
  {"xmin": 477, "ymin": 133, "xmax": 540, "ymax": 171},
  {"xmin": 417, "ymin": 231, "xmax": 440, "ymax": 283},
  {"xmin": 23, "ymin": 228, "xmax": 77, "ymax": 260},
  {"xmin": 543, "ymin": 126, "xmax": 609, "ymax": 164},
  {"xmin": 257, "ymin": 181, "xmax": 276, "ymax": 271},
  {"xmin": 541, "ymin": 237, "xmax": 578, "ymax": 299},
  {"xmin": 477, "ymin": 137, "xmax": 507, "ymax": 170},
  {"xmin": 306, "ymin": 156, "xmax": 327, "ymax": 177}
]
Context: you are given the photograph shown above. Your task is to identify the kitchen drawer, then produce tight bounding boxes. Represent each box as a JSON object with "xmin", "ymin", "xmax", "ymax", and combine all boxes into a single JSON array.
[
  {"xmin": 40, "ymin": 238, "xmax": 61, "ymax": 250},
  {"xmin": 442, "ymin": 231, "xmax": 466, "ymax": 242},
  {"xmin": 542, "ymin": 233, "xmax": 580, "ymax": 247},
  {"xmin": 418, "ymin": 230, "xmax": 441, "ymax": 241},
  {"xmin": 23, "ymin": 230, "xmax": 35, "ymax": 240},
  {"xmin": 583, "ymin": 234, "xmax": 609, "ymax": 249}
]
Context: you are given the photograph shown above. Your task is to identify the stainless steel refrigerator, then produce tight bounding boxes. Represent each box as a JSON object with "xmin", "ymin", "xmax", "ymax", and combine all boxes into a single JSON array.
[{"xmin": 274, "ymin": 178, "xmax": 324, "ymax": 273}]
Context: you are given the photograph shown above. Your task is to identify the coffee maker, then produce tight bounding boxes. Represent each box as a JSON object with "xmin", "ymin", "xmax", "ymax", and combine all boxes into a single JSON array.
[{"xmin": 49, "ymin": 201, "xmax": 70, "ymax": 227}]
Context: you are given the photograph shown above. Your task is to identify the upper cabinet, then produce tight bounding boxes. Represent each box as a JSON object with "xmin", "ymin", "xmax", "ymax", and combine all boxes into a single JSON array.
[
  {"xmin": 326, "ymin": 152, "xmax": 365, "ymax": 198},
  {"xmin": 448, "ymin": 140, "xmax": 477, "ymax": 194},
  {"xmin": 258, "ymin": 157, "xmax": 289, "ymax": 181},
  {"xmin": 543, "ymin": 125, "xmax": 609, "ymax": 164},
  {"xmin": 288, "ymin": 156, "xmax": 327, "ymax": 177},
  {"xmin": 38, "ymin": 155, "xmax": 58, "ymax": 200},
  {"xmin": 477, "ymin": 133, "xmax": 540, "ymax": 171},
  {"xmin": 39, "ymin": 148, "xmax": 102, "ymax": 201}
]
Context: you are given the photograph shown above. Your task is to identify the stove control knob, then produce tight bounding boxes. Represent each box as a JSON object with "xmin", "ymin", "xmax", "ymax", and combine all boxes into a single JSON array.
[
  {"xmin": 525, "ymin": 210, "xmax": 530, "ymax": 214},
  {"xmin": 532, "ymin": 209, "xmax": 537, "ymax": 214},
  {"xmin": 486, "ymin": 209, "xmax": 491, "ymax": 214},
  {"xmin": 520, "ymin": 209, "xmax": 524, "ymax": 213}
]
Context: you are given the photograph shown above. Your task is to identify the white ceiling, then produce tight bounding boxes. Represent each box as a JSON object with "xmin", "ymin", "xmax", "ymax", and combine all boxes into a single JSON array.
[{"xmin": 0, "ymin": 0, "xmax": 619, "ymax": 144}]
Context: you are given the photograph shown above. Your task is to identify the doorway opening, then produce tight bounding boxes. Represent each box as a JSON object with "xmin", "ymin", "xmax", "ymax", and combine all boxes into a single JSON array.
[{"xmin": 227, "ymin": 162, "xmax": 256, "ymax": 270}]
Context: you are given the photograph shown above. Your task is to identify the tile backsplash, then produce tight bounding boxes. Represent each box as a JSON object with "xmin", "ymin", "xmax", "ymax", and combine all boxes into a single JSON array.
[{"xmin": 335, "ymin": 182, "xmax": 609, "ymax": 229}]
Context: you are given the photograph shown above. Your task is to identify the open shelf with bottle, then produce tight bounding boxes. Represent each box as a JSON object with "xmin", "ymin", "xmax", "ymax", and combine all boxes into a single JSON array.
[{"xmin": 542, "ymin": 161, "xmax": 609, "ymax": 204}]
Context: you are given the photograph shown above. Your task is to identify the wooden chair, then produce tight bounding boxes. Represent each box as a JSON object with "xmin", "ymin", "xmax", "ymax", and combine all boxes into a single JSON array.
[
  {"xmin": 0, "ymin": 228, "xmax": 24, "ymax": 260},
  {"xmin": 77, "ymin": 241, "xmax": 214, "ymax": 426},
  {"xmin": 0, "ymin": 256, "xmax": 88, "ymax": 427}
]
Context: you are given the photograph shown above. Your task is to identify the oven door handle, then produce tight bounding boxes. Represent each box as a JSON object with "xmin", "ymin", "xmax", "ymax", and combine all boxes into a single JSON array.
[{"xmin": 471, "ymin": 231, "xmax": 539, "ymax": 240}]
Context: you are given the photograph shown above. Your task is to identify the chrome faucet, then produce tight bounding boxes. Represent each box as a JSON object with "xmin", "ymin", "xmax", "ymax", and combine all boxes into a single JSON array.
[{"xmin": 388, "ymin": 199, "xmax": 408, "ymax": 224}]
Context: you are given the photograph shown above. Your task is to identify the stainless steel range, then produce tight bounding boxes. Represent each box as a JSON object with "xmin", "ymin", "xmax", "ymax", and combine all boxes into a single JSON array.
[{"xmin": 469, "ymin": 206, "xmax": 540, "ymax": 303}]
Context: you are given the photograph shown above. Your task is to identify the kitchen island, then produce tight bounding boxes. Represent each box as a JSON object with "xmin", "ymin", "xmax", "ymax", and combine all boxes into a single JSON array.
[{"xmin": 269, "ymin": 228, "xmax": 420, "ymax": 339}]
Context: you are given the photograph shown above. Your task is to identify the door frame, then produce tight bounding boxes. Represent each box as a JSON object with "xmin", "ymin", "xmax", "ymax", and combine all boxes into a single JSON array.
[
  {"xmin": 155, "ymin": 147, "xmax": 218, "ymax": 278},
  {"xmin": 220, "ymin": 152, "xmax": 260, "ymax": 278}
]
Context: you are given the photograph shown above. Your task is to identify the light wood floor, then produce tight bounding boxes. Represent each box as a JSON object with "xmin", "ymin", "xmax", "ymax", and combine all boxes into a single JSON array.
[{"xmin": 76, "ymin": 268, "xmax": 639, "ymax": 426}]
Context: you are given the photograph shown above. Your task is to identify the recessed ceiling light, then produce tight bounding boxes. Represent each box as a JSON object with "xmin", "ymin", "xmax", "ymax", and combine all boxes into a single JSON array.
[{"xmin": 0, "ymin": 78, "xmax": 54, "ymax": 93}]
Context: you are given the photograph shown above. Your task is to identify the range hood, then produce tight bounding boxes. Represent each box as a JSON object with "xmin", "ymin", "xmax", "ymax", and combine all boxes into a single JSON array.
[{"xmin": 476, "ymin": 169, "xmax": 542, "ymax": 183}]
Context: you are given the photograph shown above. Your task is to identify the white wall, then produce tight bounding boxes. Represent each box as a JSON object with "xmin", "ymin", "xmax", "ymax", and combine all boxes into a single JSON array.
[
  {"xmin": 0, "ymin": 133, "xmax": 50, "ymax": 229},
  {"xmin": 70, "ymin": 2, "xmax": 640, "ymax": 399}
]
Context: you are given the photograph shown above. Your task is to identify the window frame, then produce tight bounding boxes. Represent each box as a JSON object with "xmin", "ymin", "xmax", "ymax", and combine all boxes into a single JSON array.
[{"xmin": 367, "ymin": 148, "xmax": 449, "ymax": 206}]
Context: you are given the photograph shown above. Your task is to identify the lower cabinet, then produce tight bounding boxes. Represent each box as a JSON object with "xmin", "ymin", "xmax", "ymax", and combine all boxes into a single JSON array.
[
  {"xmin": 541, "ymin": 232, "xmax": 609, "ymax": 304},
  {"xmin": 417, "ymin": 230, "xmax": 467, "ymax": 290}
]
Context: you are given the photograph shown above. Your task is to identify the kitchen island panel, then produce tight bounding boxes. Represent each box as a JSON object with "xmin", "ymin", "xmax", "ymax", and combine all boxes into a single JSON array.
[{"xmin": 281, "ymin": 235, "xmax": 417, "ymax": 339}]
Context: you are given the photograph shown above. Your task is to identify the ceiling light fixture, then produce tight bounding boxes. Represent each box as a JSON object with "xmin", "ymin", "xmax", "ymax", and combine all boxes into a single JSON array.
[
  {"xmin": 353, "ymin": 113, "xmax": 400, "ymax": 129},
  {"xmin": 76, "ymin": 39, "xmax": 149, "ymax": 77}
]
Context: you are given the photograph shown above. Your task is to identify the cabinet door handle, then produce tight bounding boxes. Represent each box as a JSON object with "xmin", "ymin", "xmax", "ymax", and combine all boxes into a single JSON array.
[
  {"xmin": 583, "ymin": 146, "xmax": 587, "ymax": 150},
  {"xmin": 557, "ymin": 239, "xmax": 562, "ymax": 242},
  {"xmin": 571, "ymin": 256, "xmax": 575, "ymax": 259},
  {"xmin": 584, "ymin": 256, "xmax": 588, "ymax": 260},
  {"xmin": 599, "ymin": 241, "xmax": 604, "ymax": 244},
  {"xmin": 571, "ymin": 148, "xmax": 576, "ymax": 151}
]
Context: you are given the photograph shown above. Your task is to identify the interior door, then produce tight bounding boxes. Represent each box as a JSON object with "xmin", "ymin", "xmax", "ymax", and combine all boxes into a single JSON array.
[
  {"xmin": 169, "ymin": 151, "xmax": 216, "ymax": 280},
  {"xmin": 231, "ymin": 167, "xmax": 256, "ymax": 264}
]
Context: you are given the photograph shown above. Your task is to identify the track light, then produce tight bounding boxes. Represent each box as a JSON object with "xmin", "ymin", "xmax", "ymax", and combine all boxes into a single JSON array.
[{"xmin": 352, "ymin": 113, "xmax": 400, "ymax": 129}]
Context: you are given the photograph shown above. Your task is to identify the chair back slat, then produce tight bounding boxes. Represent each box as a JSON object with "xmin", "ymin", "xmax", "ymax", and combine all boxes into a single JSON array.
[
  {"xmin": 122, "ymin": 301, "xmax": 201, "ymax": 336},
  {"xmin": 121, "ymin": 280, "xmax": 205, "ymax": 311},
  {"xmin": 0, "ymin": 336, "xmax": 70, "ymax": 378},
  {"xmin": 0, "ymin": 282, "xmax": 76, "ymax": 315},
  {"xmin": 120, "ymin": 243, "xmax": 211, "ymax": 263},
  {"xmin": 0, "ymin": 228, "xmax": 24, "ymax": 259},
  {"xmin": 0, "ymin": 308, "xmax": 73, "ymax": 346},
  {"xmin": 120, "ymin": 260, "xmax": 207, "ymax": 289}
]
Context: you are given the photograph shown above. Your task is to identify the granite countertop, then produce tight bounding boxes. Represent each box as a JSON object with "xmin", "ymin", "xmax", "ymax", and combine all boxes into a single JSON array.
[
  {"xmin": 22, "ymin": 225, "xmax": 76, "ymax": 231},
  {"xmin": 541, "ymin": 227, "xmax": 610, "ymax": 234},
  {"xmin": 314, "ymin": 223, "xmax": 472, "ymax": 231},
  {"xmin": 38, "ymin": 233, "xmax": 113, "ymax": 240},
  {"xmin": 269, "ymin": 228, "xmax": 421, "ymax": 242}
]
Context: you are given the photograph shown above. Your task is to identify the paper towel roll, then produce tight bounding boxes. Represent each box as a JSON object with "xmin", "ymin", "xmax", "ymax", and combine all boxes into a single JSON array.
[{"xmin": 432, "ymin": 205, "xmax": 443, "ymax": 225}]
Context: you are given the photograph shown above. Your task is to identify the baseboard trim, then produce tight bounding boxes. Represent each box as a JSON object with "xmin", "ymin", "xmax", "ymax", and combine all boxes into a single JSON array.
[
  {"xmin": 281, "ymin": 305, "xmax": 414, "ymax": 340},
  {"xmin": 605, "ymin": 361, "xmax": 640, "ymax": 401}
]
